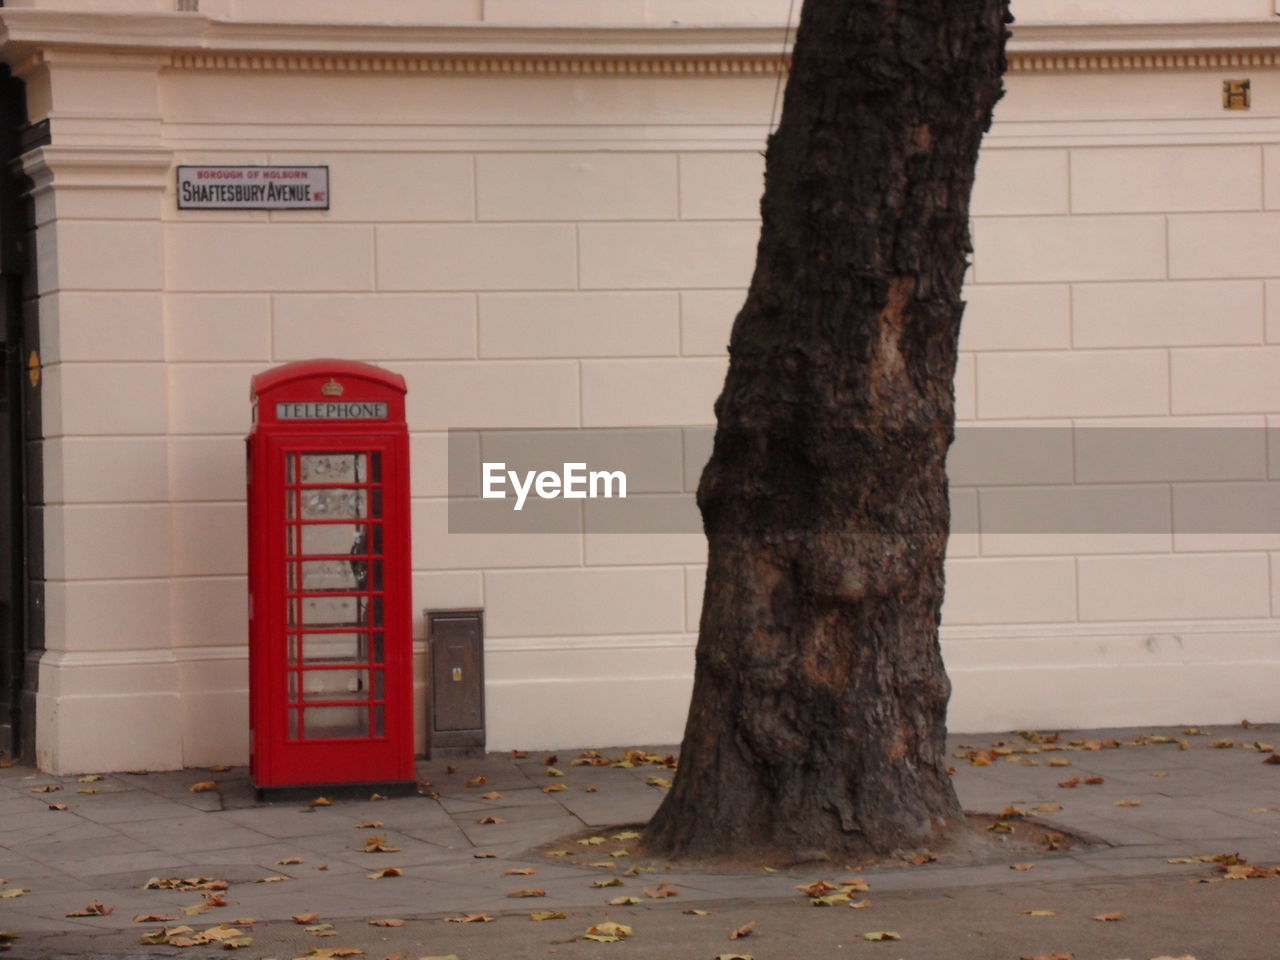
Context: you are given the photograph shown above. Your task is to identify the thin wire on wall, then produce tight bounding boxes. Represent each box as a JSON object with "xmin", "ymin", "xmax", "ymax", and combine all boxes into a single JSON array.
[{"xmin": 767, "ymin": 0, "xmax": 799, "ymax": 135}]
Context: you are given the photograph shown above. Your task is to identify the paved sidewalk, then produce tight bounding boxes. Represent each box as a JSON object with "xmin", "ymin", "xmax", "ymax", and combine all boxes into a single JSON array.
[{"xmin": 1, "ymin": 725, "xmax": 1278, "ymax": 958}]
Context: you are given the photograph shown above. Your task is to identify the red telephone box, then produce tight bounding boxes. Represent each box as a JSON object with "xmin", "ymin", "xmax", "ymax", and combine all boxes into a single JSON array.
[{"xmin": 247, "ymin": 360, "xmax": 414, "ymax": 795}]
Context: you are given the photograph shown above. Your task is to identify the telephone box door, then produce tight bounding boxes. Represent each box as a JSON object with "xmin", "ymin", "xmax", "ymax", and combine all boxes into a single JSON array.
[{"xmin": 261, "ymin": 438, "xmax": 411, "ymax": 786}]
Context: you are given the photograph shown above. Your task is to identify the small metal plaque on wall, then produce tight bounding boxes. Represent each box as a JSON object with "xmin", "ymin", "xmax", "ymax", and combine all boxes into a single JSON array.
[
  {"xmin": 1223, "ymin": 80, "xmax": 1251, "ymax": 110},
  {"xmin": 177, "ymin": 165, "xmax": 329, "ymax": 209}
]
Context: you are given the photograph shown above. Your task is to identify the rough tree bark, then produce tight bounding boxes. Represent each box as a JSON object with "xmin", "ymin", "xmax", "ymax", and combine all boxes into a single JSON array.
[{"xmin": 643, "ymin": 0, "xmax": 1011, "ymax": 862}]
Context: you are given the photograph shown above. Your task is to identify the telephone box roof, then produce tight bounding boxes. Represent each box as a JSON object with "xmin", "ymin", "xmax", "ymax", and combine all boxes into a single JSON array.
[{"xmin": 250, "ymin": 359, "xmax": 406, "ymax": 399}]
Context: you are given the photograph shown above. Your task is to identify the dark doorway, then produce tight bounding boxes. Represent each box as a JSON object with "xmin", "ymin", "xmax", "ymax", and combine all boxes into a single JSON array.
[{"xmin": 0, "ymin": 66, "xmax": 34, "ymax": 762}]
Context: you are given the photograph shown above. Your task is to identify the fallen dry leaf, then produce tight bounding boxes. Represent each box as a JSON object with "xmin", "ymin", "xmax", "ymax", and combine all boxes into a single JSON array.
[
  {"xmin": 366, "ymin": 868, "xmax": 401, "ymax": 879},
  {"xmin": 543, "ymin": 755, "xmax": 559, "ymax": 765},
  {"xmin": 504, "ymin": 867, "xmax": 537, "ymax": 876},
  {"xmin": 132, "ymin": 914, "xmax": 177, "ymax": 923},
  {"xmin": 1092, "ymin": 912, "xmax": 1125, "ymax": 921},
  {"xmin": 585, "ymin": 785, "xmax": 599, "ymax": 792},
  {"xmin": 715, "ymin": 955, "xmax": 753, "ymax": 960},
  {"xmin": 143, "ymin": 877, "xmax": 228, "ymax": 892},
  {"xmin": 369, "ymin": 793, "xmax": 388, "ymax": 802},
  {"xmin": 363, "ymin": 835, "xmax": 400, "ymax": 853},
  {"xmin": 812, "ymin": 892, "xmax": 852, "ymax": 906},
  {"xmin": 1263, "ymin": 754, "xmax": 1280, "ymax": 765},
  {"xmin": 796, "ymin": 880, "xmax": 840, "ymax": 897},
  {"xmin": 643, "ymin": 881, "xmax": 678, "ymax": 898},
  {"xmin": 1220, "ymin": 863, "xmax": 1280, "ymax": 879},
  {"xmin": 543, "ymin": 783, "xmax": 567, "ymax": 793},
  {"xmin": 607, "ymin": 896, "xmax": 642, "ymax": 906},
  {"xmin": 476, "ymin": 816, "xmax": 505, "ymax": 825},
  {"xmin": 473, "ymin": 852, "xmax": 496, "ymax": 859},
  {"xmin": 506, "ymin": 888, "xmax": 546, "ymax": 898},
  {"xmin": 645, "ymin": 776, "xmax": 673, "ymax": 788},
  {"xmin": 730, "ymin": 921, "xmax": 757, "ymax": 940},
  {"xmin": 293, "ymin": 913, "xmax": 322, "ymax": 924},
  {"xmin": 66, "ymin": 902, "xmax": 114, "ymax": 917},
  {"xmin": 583, "ymin": 920, "xmax": 632, "ymax": 942},
  {"xmin": 1084, "ymin": 776, "xmax": 1105, "ymax": 785},
  {"xmin": 1114, "ymin": 798, "xmax": 1142, "ymax": 807},
  {"xmin": 1020, "ymin": 954, "xmax": 1073, "ymax": 960},
  {"xmin": 590, "ymin": 877, "xmax": 624, "ymax": 888},
  {"xmin": 1031, "ymin": 803, "xmax": 1062, "ymax": 813},
  {"xmin": 354, "ymin": 821, "xmax": 383, "ymax": 829},
  {"xmin": 2, "ymin": 889, "xmax": 29, "ymax": 899},
  {"xmin": 1023, "ymin": 909, "xmax": 1055, "ymax": 917},
  {"xmin": 1048, "ymin": 758, "xmax": 1071, "ymax": 767},
  {"xmin": 578, "ymin": 835, "xmax": 607, "ymax": 846},
  {"xmin": 189, "ymin": 780, "xmax": 217, "ymax": 793},
  {"xmin": 546, "ymin": 767, "xmax": 565, "ymax": 777},
  {"xmin": 1011, "ymin": 862, "xmax": 1036, "ymax": 871},
  {"xmin": 862, "ymin": 930, "xmax": 901, "ymax": 941},
  {"xmin": 277, "ymin": 857, "xmax": 305, "ymax": 866},
  {"xmin": 368, "ymin": 918, "xmax": 404, "ymax": 927},
  {"xmin": 77, "ymin": 775, "xmax": 103, "ymax": 783},
  {"xmin": 479, "ymin": 791, "xmax": 502, "ymax": 800},
  {"xmin": 254, "ymin": 875, "xmax": 287, "ymax": 883},
  {"xmin": 48, "ymin": 803, "xmax": 67, "ymax": 811},
  {"xmin": 30, "ymin": 785, "xmax": 59, "ymax": 794},
  {"xmin": 443, "ymin": 913, "xmax": 494, "ymax": 923},
  {"xmin": 1058, "ymin": 777, "xmax": 1080, "ymax": 788},
  {"xmin": 848, "ymin": 899, "xmax": 871, "ymax": 909},
  {"xmin": 464, "ymin": 775, "xmax": 487, "ymax": 787},
  {"xmin": 684, "ymin": 909, "xmax": 711, "ymax": 916}
]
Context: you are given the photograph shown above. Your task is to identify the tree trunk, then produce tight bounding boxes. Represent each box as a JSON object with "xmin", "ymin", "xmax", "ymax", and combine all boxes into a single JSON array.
[{"xmin": 643, "ymin": 0, "xmax": 1010, "ymax": 863}]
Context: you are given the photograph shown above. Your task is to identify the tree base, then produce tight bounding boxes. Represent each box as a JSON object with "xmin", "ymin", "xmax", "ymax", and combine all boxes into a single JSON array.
[{"xmin": 539, "ymin": 812, "xmax": 1092, "ymax": 875}]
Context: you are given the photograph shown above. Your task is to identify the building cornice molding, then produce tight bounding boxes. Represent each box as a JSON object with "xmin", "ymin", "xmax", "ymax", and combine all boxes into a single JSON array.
[{"xmin": 2, "ymin": 11, "xmax": 1280, "ymax": 75}]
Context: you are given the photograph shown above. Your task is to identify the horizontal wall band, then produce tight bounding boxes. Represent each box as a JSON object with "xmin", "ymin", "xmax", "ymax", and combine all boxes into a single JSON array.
[{"xmin": 166, "ymin": 50, "xmax": 1280, "ymax": 76}]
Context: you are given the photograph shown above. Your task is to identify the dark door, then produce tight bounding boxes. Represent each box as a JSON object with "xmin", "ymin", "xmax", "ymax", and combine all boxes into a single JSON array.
[{"xmin": 0, "ymin": 67, "xmax": 34, "ymax": 761}]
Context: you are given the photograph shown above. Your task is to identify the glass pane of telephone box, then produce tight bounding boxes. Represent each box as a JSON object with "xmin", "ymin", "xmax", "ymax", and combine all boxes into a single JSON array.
[
  {"xmin": 300, "ymin": 488, "xmax": 368, "ymax": 520},
  {"xmin": 298, "ymin": 523, "xmax": 367, "ymax": 558},
  {"xmin": 301, "ymin": 632, "xmax": 369, "ymax": 665},
  {"xmin": 296, "ymin": 668, "xmax": 369, "ymax": 702},
  {"xmin": 300, "ymin": 453, "xmax": 366, "ymax": 484},
  {"xmin": 300, "ymin": 596, "xmax": 372, "ymax": 627},
  {"xmin": 303, "ymin": 705, "xmax": 369, "ymax": 739},
  {"xmin": 290, "ymin": 559, "xmax": 372, "ymax": 593}
]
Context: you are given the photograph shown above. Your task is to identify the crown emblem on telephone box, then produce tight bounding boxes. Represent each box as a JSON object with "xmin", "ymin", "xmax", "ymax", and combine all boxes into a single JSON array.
[{"xmin": 321, "ymin": 378, "xmax": 344, "ymax": 397}]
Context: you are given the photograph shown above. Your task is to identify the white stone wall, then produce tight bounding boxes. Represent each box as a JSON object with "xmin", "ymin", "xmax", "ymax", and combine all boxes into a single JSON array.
[{"xmin": 5, "ymin": 2, "xmax": 1280, "ymax": 772}]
